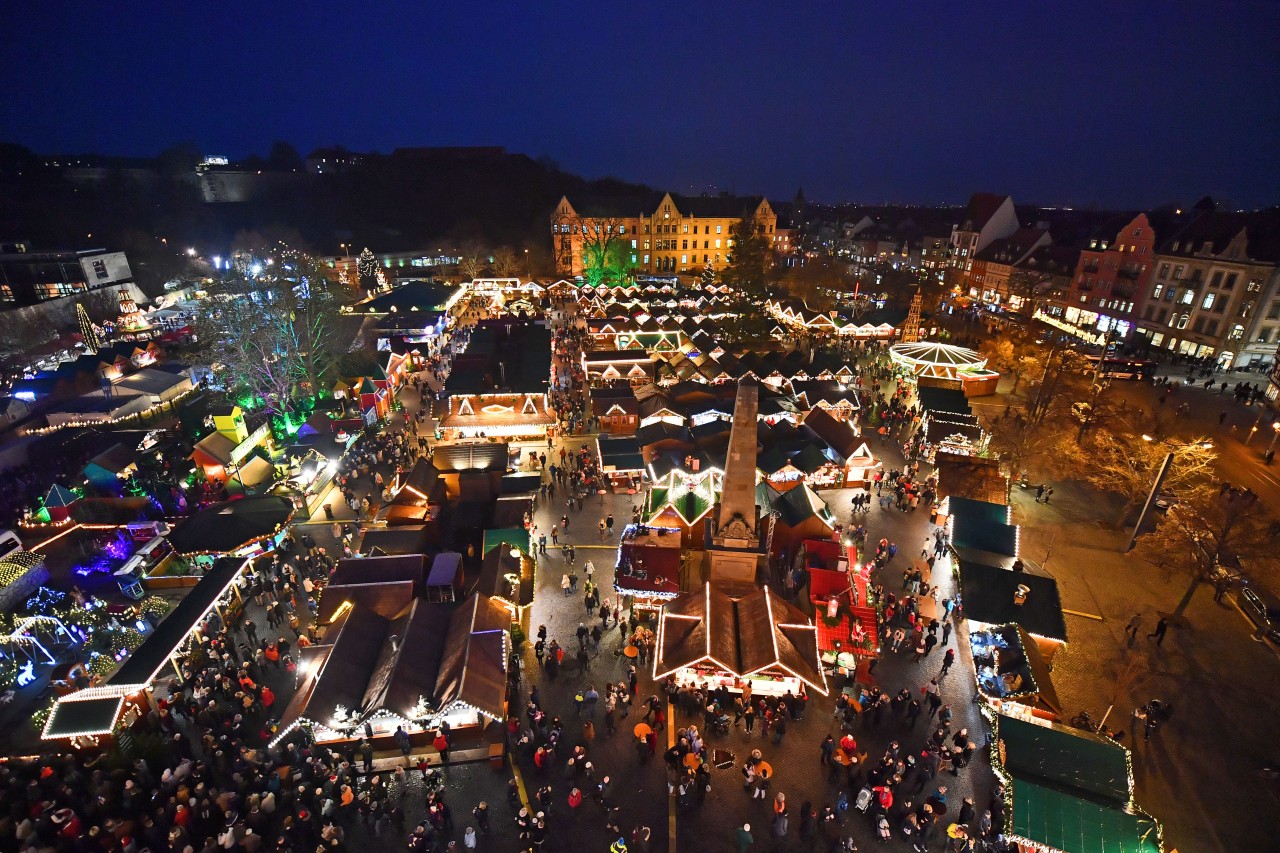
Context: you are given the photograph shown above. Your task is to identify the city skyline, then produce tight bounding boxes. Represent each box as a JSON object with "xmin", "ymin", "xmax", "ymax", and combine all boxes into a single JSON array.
[{"xmin": 2, "ymin": 1, "xmax": 1278, "ymax": 208}]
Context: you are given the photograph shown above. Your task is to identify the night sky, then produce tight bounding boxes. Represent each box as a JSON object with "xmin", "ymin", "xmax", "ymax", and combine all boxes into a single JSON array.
[{"xmin": 3, "ymin": 1, "xmax": 1278, "ymax": 208}]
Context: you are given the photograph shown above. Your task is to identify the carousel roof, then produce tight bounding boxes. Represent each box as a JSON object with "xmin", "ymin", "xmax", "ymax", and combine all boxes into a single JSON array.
[{"xmin": 889, "ymin": 342, "xmax": 988, "ymax": 370}]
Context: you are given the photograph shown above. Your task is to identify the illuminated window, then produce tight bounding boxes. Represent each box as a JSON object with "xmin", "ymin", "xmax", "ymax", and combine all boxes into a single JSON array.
[
  {"xmin": 715, "ymin": 239, "xmax": 722, "ymax": 249},
  {"xmin": 1181, "ymin": 289, "xmax": 1194, "ymax": 304},
  {"xmin": 1202, "ymin": 293, "xmax": 1215, "ymax": 310},
  {"xmin": 681, "ymin": 255, "xmax": 688, "ymax": 264},
  {"xmin": 1176, "ymin": 314, "xmax": 1189, "ymax": 329},
  {"xmin": 716, "ymin": 225, "xmax": 723, "ymax": 234},
  {"xmin": 1152, "ymin": 284, "xmax": 1163, "ymax": 299}
]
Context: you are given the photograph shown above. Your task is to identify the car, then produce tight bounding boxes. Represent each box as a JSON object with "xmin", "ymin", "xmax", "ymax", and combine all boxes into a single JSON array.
[{"xmin": 1240, "ymin": 588, "xmax": 1280, "ymax": 644}]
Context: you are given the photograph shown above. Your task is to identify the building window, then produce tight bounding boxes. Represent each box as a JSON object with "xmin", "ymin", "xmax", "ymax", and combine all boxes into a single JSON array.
[
  {"xmin": 1152, "ymin": 284, "xmax": 1163, "ymax": 299},
  {"xmin": 1202, "ymin": 293, "xmax": 1215, "ymax": 310},
  {"xmin": 1174, "ymin": 265, "xmax": 1185, "ymax": 279},
  {"xmin": 715, "ymin": 239, "xmax": 722, "ymax": 249},
  {"xmin": 1181, "ymin": 289, "xmax": 1194, "ymax": 304},
  {"xmin": 1158, "ymin": 263, "xmax": 1169, "ymax": 278},
  {"xmin": 643, "ymin": 254, "xmax": 650, "ymax": 264},
  {"xmin": 631, "ymin": 240, "xmax": 637, "ymax": 249},
  {"xmin": 1229, "ymin": 324, "xmax": 1244, "ymax": 340},
  {"xmin": 682, "ymin": 240, "xmax": 688, "ymax": 250},
  {"xmin": 682, "ymin": 224, "xmax": 689, "ymax": 233},
  {"xmin": 704, "ymin": 241, "xmax": 709, "ymax": 249},
  {"xmin": 1210, "ymin": 271, "xmax": 1223, "ymax": 288},
  {"xmin": 716, "ymin": 225, "xmax": 723, "ymax": 234},
  {"xmin": 1224, "ymin": 273, "xmax": 1238, "ymax": 289},
  {"xmin": 693, "ymin": 226, "xmax": 698, "ymax": 234}
]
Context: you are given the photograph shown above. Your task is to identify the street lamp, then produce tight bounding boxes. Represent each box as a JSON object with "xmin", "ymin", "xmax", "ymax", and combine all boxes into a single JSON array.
[
  {"xmin": 1266, "ymin": 422, "xmax": 1280, "ymax": 457},
  {"xmin": 524, "ymin": 248, "xmax": 530, "ymax": 279},
  {"xmin": 1126, "ymin": 435, "xmax": 1213, "ymax": 551}
]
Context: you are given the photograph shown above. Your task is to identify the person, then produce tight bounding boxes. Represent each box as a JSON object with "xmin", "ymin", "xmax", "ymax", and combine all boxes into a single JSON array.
[
  {"xmin": 1147, "ymin": 617, "xmax": 1169, "ymax": 646},
  {"xmin": 433, "ymin": 729, "xmax": 450, "ymax": 763},
  {"xmin": 736, "ymin": 823, "xmax": 754, "ymax": 852},
  {"xmin": 1124, "ymin": 613, "xmax": 1141, "ymax": 645}
]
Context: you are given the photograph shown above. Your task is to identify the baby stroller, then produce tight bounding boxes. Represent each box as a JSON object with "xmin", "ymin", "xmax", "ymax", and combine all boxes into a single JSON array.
[{"xmin": 855, "ymin": 786, "xmax": 873, "ymax": 813}]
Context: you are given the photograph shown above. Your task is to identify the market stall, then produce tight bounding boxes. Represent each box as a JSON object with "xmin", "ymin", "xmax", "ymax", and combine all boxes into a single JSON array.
[
  {"xmin": 969, "ymin": 623, "xmax": 1060, "ymax": 717},
  {"xmin": 653, "ymin": 581, "xmax": 827, "ymax": 697},
  {"xmin": 166, "ymin": 495, "xmax": 295, "ymax": 566},
  {"xmin": 614, "ymin": 524, "xmax": 683, "ymax": 611},
  {"xmin": 990, "ymin": 710, "xmax": 1163, "ymax": 853}
]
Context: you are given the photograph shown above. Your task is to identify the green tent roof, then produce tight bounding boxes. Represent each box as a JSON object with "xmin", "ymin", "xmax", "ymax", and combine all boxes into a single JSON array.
[
  {"xmin": 998, "ymin": 714, "xmax": 1130, "ymax": 803},
  {"xmin": 1011, "ymin": 778, "xmax": 1160, "ymax": 853},
  {"xmin": 948, "ymin": 496, "xmax": 1018, "ymax": 558},
  {"xmin": 483, "ymin": 527, "xmax": 530, "ymax": 556}
]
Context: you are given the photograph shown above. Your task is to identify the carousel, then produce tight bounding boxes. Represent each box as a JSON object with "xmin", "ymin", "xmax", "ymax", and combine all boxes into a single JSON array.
[{"xmin": 888, "ymin": 342, "xmax": 1000, "ymax": 395}]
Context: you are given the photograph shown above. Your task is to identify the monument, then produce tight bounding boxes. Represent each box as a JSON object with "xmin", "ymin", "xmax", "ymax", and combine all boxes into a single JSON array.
[{"xmin": 706, "ymin": 378, "xmax": 765, "ymax": 583}]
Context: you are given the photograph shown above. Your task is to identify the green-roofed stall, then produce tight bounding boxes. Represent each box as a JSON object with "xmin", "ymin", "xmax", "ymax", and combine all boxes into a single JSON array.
[
  {"xmin": 944, "ymin": 495, "xmax": 1019, "ymax": 567},
  {"xmin": 1012, "ymin": 778, "xmax": 1160, "ymax": 853},
  {"xmin": 482, "ymin": 527, "xmax": 530, "ymax": 557},
  {"xmin": 994, "ymin": 711, "xmax": 1163, "ymax": 853}
]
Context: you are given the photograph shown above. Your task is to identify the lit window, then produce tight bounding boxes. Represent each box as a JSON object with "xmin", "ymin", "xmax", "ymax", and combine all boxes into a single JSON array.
[
  {"xmin": 1152, "ymin": 284, "xmax": 1163, "ymax": 299},
  {"xmin": 715, "ymin": 239, "xmax": 722, "ymax": 249},
  {"xmin": 1181, "ymin": 289, "xmax": 1194, "ymax": 304},
  {"xmin": 681, "ymin": 255, "xmax": 688, "ymax": 264},
  {"xmin": 631, "ymin": 240, "xmax": 637, "ymax": 249},
  {"xmin": 1202, "ymin": 293, "xmax": 1215, "ymax": 310},
  {"xmin": 643, "ymin": 254, "xmax": 650, "ymax": 264},
  {"xmin": 716, "ymin": 225, "xmax": 723, "ymax": 234},
  {"xmin": 1176, "ymin": 314, "xmax": 1189, "ymax": 330}
]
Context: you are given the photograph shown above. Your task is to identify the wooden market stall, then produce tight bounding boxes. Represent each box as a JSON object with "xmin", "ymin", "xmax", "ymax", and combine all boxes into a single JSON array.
[{"xmin": 653, "ymin": 581, "xmax": 828, "ymax": 697}]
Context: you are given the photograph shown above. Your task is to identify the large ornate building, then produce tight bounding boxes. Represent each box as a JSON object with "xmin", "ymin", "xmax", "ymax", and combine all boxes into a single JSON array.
[{"xmin": 552, "ymin": 192, "xmax": 777, "ymax": 277}]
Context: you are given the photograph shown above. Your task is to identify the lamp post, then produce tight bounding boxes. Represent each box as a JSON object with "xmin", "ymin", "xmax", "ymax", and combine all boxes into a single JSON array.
[
  {"xmin": 1125, "ymin": 435, "xmax": 1213, "ymax": 552},
  {"xmin": 1266, "ymin": 422, "xmax": 1280, "ymax": 457},
  {"xmin": 524, "ymin": 249, "xmax": 530, "ymax": 279}
]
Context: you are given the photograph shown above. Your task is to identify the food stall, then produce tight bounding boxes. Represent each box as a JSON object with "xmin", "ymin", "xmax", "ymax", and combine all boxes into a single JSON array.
[{"xmin": 653, "ymin": 581, "xmax": 827, "ymax": 697}]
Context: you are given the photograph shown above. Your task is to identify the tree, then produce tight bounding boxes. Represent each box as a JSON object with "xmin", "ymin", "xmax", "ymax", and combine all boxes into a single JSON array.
[
  {"xmin": 572, "ymin": 217, "xmax": 631, "ymax": 288},
  {"xmin": 1024, "ymin": 347, "xmax": 1093, "ymax": 427},
  {"xmin": 979, "ymin": 338, "xmax": 1042, "ymax": 394},
  {"xmin": 1066, "ymin": 427, "xmax": 1216, "ymax": 520},
  {"xmin": 1007, "ymin": 268, "xmax": 1050, "ymax": 311},
  {"xmin": 458, "ymin": 241, "xmax": 486, "ymax": 281},
  {"xmin": 266, "ymin": 141, "xmax": 304, "ymax": 172},
  {"xmin": 722, "ymin": 217, "xmax": 772, "ymax": 300},
  {"xmin": 492, "ymin": 246, "xmax": 518, "ymax": 277},
  {"xmin": 196, "ymin": 248, "xmax": 349, "ymax": 419},
  {"xmin": 356, "ymin": 248, "xmax": 379, "ymax": 290},
  {"xmin": 1133, "ymin": 485, "xmax": 1280, "ymax": 615}
]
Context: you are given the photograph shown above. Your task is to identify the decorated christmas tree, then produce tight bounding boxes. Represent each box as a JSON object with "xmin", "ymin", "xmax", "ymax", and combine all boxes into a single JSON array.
[
  {"xmin": 356, "ymin": 248, "xmax": 378, "ymax": 290},
  {"xmin": 76, "ymin": 303, "xmax": 101, "ymax": 351}
]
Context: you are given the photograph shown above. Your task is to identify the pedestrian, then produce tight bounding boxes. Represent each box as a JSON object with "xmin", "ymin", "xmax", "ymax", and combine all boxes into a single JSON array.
[
  {"xmin": 1035, "ymin": 484, "xmax": 1045, "ymax": 502},
  {"xmin": 736, "ymin": 823, "xmax": 754, "ymax": 853},
  {"xmin": 1124, "ymin": 613, "xmax": 1141, "ymax": 645},
  {"xmin": 1147, "ymin": 617, "xmax": 1169, "ymax": 646},
  {"xmin": 940, "ymin": 648, "xmax": 955, "ymax": 676},
  {"xmin": 1043, "ymin": 487, "xmax": 1053, "ymax": 503}
]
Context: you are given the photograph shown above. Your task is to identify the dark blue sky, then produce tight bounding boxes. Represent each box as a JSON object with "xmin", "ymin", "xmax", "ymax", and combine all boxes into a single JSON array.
[{"xmin": 3, "ymin": 1, "xmax": 1277, "ymax": 207}]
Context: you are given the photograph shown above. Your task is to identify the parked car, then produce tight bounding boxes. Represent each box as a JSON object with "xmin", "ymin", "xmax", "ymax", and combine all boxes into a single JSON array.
[{"xmin": 1240, "ymin": 588, "xmax": 1280, "ymax": 644}]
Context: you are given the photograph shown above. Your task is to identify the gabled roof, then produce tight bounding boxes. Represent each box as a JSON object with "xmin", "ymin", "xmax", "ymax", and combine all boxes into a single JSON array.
[
  {"xmin": 801, "ymin": 406, "xmax": 862, "ymax": 459},
  {"xmin": 959, "ymin": 192, "xmax": 1013, "ymax": 232},
  {"xmin": 654, "ymin": 583, "xmax": 826, "ymax": 694},
  {"xmin": 434, "ymin": 594, "xmax": 511, "ymax": 721}
]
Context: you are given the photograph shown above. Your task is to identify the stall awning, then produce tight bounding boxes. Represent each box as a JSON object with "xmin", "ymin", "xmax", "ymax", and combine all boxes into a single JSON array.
[
  {"xmin": 108, "ymin": 557, "xmax": 248, "ymax": 685},
  {"xmin": 959, "ymin": 560, "xmax": 1067, "ymax": 643},
  {"xmin": 43, "ymin": 694, "xmax": 125, "ymax": 740},
  {"xmin": 1010, "ymin": 778, "xmax": 1160, "ymax": 853}
]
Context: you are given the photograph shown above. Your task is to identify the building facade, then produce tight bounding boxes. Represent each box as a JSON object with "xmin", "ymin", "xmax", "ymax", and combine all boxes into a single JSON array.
[
  {"xmin": 967, "ymin": 228, "xmax": 1051, "ymax": 309},
  {"xmin": 552, "ymin": 192, "xmax": 777, "ymax": 278},
  {"xmin": 1132, "ymin": 211, "xmax": 1280, "ymax": 368},
  {"xmin": 945, "ymin": 193, "xmax": 1020, "ymax": 295},
  {"xmin": 0, "ymin": 244, "xmax": 133, "ymax": 306},
  {"xmin": 1039, "ymin": 213, "xmax": 1154, "ymax": 343}
]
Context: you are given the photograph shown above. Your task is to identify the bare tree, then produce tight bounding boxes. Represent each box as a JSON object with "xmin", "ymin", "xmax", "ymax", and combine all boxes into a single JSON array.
[
  {"xmin": 1133, "ymin": 484, "xmax": 1280, "ymax": 615},
  {"xmin": 458, "ymin": 240, "xmax": 486, "ymax": 281},
  {"xmin": 491, "ymin": 246, "xmax": 518, "ymax": 277},
  {"xmin": 1065, "ymin": 425, "xmax": 1216, "ymax": 520}
]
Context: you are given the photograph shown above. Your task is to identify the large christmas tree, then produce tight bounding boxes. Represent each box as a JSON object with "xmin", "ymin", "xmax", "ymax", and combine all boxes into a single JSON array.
[{"xmin": 356, "ymin": 248, "xmax": 378, "ymax": 291}]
